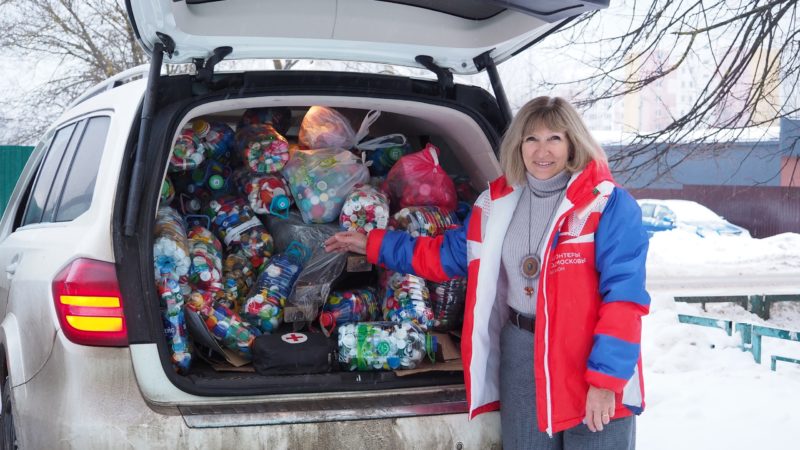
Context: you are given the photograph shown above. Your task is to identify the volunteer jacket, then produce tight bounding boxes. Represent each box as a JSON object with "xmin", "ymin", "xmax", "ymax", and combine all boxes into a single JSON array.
[{"xmin": 366, "ymin": 160, "xmax": 650, "ymax": 435}]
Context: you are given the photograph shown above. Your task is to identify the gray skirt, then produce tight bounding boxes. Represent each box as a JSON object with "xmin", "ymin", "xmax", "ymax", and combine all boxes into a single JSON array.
[{"xmin": 499, "ymin": 322, "xmax": 636, "ymax": 450}]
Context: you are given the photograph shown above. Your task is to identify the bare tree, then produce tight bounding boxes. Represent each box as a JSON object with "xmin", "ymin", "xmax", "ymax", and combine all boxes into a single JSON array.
[
  {"xmin": 0, "ymin": 0, "xmax": 145, "ymax": 143},
  {"xmin": 0, "ymin": 0, "xmax": 301, "ymax": 145},
  {"xmin": 539, "ymin": 0, "xmax": 800, "ymax": 183}
]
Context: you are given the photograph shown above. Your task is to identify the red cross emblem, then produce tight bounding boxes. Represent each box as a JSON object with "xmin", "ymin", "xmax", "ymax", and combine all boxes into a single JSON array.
[{"xmin": 281, "ymin": 332, "xmax": 308, "ymax": 344}]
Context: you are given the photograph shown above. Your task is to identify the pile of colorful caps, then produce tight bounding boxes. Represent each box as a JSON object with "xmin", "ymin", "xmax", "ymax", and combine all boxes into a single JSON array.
[
  {"xmin": 390, "ymin": 206, "xmax": 459, "ymax": 238},
  {"xmin": 382, "ymin": 272, "xmax": 434, "ymax": 330},
  {"xmin": 337, "ymin": 321, "xmax": 436, "ymax": 371},
  {"xmin": 155, "ymin": 106, "xmax": 473, "ymax": 371},
  {"xmin": 339, "ymin": 184, "xmax": 390, "ymax": 234}
]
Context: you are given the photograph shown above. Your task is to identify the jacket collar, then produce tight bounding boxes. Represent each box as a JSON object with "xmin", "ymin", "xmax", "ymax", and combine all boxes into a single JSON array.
[{"xmin": 489, "ymin": 160, "xmax": 615, "ymax": 209}]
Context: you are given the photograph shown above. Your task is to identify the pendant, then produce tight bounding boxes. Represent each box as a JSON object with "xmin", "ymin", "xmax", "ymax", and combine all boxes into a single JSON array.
[
  {"xmin": 524, "ymin": 286, "xmax": 535, "ymax": 297},
  {"xmin": 521, "ymin": 254, "xmax": 541, "ymax": 279}
]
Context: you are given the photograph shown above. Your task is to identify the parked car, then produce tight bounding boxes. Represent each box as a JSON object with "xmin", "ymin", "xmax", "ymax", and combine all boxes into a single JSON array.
[
  {"xmin": 637, "ymin": 199, "xmax": 751, "ymax": 238},
  {"xmin": 0, "ymin": 0, "xmax": 610, "ymax": 448}
]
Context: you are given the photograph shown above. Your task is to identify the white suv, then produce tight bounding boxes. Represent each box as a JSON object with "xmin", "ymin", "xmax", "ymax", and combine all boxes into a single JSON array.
[{"xmin": 0, "ymin": 1, "xmax": 607, "ymax": 448}]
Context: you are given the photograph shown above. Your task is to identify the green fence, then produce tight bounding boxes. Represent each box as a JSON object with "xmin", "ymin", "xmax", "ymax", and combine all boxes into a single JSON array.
[{"xmin": 0, "ymin": 146, "xmax": 34, "ymax": 216}]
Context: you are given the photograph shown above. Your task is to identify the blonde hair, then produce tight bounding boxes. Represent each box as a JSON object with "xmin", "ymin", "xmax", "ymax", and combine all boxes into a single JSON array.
[{"xmin": 499, "ymin": 96, "xmax": 607, "ymax": 186}]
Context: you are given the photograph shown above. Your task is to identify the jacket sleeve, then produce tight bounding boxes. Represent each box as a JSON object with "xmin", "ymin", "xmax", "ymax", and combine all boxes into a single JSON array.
[
  {"xmin": 585, "ymin": 188, "xmax": 650, "ymax": 393},
  {"xmin": 365, "ymin": 215, "xmax": 469, "ymax": 283}
]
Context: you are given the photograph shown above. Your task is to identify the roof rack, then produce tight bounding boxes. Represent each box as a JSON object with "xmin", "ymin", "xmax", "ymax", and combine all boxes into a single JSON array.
[{"xmin": 67, "ymin": 65, "xmax": 151, "ymax": 109}]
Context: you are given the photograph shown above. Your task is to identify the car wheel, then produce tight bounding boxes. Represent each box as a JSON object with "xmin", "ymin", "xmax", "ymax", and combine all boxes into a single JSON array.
[{"xmin": 0, "ymin": 375, "xmax": 16, "ymax": 450}]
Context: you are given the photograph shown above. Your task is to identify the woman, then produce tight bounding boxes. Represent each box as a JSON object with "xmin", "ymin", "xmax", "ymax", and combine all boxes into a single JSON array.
[{"xmin": 325, "ymin": 96, "xmax": 649, "ymax": 449}]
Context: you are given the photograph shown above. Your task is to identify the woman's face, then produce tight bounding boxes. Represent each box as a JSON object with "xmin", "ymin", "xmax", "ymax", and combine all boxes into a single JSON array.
[{"xmin": 520, "ymin": 125, "xmax": 571, "ymax": 180}]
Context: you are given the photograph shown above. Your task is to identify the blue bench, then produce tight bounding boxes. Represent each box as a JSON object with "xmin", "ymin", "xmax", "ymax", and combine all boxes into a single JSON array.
[
  {"xmin": 770, "ymin": 355, "xmax": 800, "ymax": 371},
  {"xmin": 677, "ymin": 314, "xmax": 800, "ymax": 368},
  {"xmin": 675, "ymin": 295, "xmax": 800, "ymax": 320}
]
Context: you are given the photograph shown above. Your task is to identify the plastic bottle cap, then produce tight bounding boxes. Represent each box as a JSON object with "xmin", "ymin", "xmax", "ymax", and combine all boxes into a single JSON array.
[
  {"xmin": 320, "ymin": 311, "xmax": 334, "ymax": 328},
  {"xmin": 209, "ymin": 175, "xmax": 225, "ymax": 190}
]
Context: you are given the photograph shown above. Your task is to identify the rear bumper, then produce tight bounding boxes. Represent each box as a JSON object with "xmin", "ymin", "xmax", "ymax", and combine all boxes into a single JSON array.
[{"xmin": 14, "ymin": 337, "xmax": 500, "ymax": 449}]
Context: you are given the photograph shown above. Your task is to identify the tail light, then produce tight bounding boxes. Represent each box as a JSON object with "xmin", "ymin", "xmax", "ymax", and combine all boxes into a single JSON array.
[{"xmin": 52, "ymin": 258, "xmax": 128, "ymax": 346}]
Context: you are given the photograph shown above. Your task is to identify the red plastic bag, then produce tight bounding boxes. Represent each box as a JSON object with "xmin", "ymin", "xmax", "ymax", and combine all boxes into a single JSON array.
[{"xmin": 382, "ymin": 144, "xmax": 457, "ymax": 213}]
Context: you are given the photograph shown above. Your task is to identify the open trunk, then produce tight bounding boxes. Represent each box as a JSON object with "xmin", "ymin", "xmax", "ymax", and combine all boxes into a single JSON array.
[{"xmin": 115, "ymin": 70, "xmax": 505, "ymax": 411}]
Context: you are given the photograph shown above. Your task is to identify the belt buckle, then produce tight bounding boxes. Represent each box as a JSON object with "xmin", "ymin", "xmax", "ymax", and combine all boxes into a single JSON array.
[{"xmin": 512, "ymin": 311, "xmax": 522, "ymax": 329}]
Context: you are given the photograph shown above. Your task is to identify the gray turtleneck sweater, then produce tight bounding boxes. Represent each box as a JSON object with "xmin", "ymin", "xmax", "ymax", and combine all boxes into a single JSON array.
[{"xmin": 500, "ymin": 170, "xmax": 570, "ymax": 316}]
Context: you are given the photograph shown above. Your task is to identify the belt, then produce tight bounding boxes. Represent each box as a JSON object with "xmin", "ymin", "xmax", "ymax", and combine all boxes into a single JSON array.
[{"xmin": 509, "ymin": 309, "xmax": 535, "ymax": 333}]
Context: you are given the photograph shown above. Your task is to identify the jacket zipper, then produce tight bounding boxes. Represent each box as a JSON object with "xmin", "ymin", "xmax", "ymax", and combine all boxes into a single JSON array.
[{"xmin": 540, "ymin": 211, "xmax": 571, "ymax": 437}]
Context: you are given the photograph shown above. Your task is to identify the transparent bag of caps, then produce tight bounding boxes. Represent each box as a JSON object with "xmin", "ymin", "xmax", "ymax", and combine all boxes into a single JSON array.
[
  {"xmin": 235, "ymin": 122, "xmax": 291, "ymax": 174},
  {"xmin": 355, "ymin": 133, "xmax": 412, "ymax": 177},
  {"xmin": 390, "ymin": 206, "xmax": 460, "ymax": 238},
  {"xmin": 186, "ymin": 224, "xmax": 224, "ymax": 293},
  {"xmin": 186, "ymin": 290, "xmax": 260, "ymax": 360},
  {"xmin": 158, "ymin": 277, "xmax": 192, "ymax": 373},
  {"xmin": 428, "ymin": 277, "xmax": 467, "ymax": 332},
  {"xmin": 234, "ymin": 170, "xmax": 293, "ymax": 218},
  {"xmin": 337, "ymin": 321, "xmax": 437, "ymax": 371},
  {"xmin": 169, "ymin": 123, "xmax": 205, "ymax": 172},
  {"xmin": 281, "ymin": 148, "xmax": 370, "ymax": 224},
  {"xmin": 239, "ymin": 106, "xmax": 292, "ymax": 136},
  {"xmin": 161, "ymin": 176, "xmax": 175, "ymax": 205},
  {"xmin": 339, "ymin": 183, "xmax": 390, "ymax": 234},
  {"xmin": 193, "ymin": 119, "xmax": 236, "ymax": 164},
  {"xmin": 298, "ymin": 107, "xmax": 378, "ymax": 150},
  {"xmin": 241, "ymin": 242, "xmax": 311, "ymax": 333},
  {"xmin": 204, "ymin": 195, "xmax": 274, "ymax": 269},
  {"xmin": 217, "ymin": 252, "xmax": 256, "ymax": 311},
  {"xmin": 172, "ymin": 159, "xmax": 236, "ymax": 206},
  {"xmin": 264, "ymin": 212, "xmax": 349, "ymax": 323},
  {"xmin": 319, "ymin": 287, "xmax": 380, "ymax": 332},
  {"xmin": 381, "ymin": 272, "xmax": 435, "ymax": 331},
  {"xmin": 153, "ymin": 206, "xmax": 190, "ymax": 282}
]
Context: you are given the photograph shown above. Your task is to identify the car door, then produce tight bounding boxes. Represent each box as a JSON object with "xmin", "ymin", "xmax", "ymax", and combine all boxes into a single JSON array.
[
  {"xmin": 0, "ymin": 116, "xmax": 111, "ymax": 385},
  {"xmin": 126, "ymin": 0, "xmax": 609, "ymax": 74},
  {"xmin": 0, "ymin": 134, "xmax": 51, "ymax": 319}
]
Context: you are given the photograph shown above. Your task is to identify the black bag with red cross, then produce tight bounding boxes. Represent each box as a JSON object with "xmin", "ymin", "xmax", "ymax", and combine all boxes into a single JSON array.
[{"xmin": 252, "ymin": 328, "xmax": 337, "ymax": 375}]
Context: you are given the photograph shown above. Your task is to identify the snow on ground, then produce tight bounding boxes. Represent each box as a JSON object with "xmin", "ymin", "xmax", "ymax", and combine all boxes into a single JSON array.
[
  {"xmin": 647, "ymin": 230, "xmax": 800, "ymax": 278},
  {"xmin": 638, "ymin": 230, "xmax": 800, "ymax": 449}
]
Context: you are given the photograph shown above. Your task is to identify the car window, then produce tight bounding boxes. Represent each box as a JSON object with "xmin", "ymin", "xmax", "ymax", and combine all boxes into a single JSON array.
[
  {"xmin": 42, "ymin": 121, "xmax": 87, "ymax": 222},
  {"xmin": 21, "ymin": 123, "xmax": 78, "ymax": 226},
  {"xmin": 54, "ymin": 116, "xmax": 111, "ymax": 222}
]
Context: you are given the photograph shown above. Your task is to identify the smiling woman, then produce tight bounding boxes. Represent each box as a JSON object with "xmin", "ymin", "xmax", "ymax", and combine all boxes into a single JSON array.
[{"xmin": 327, "ymin": 96, "xmax": 650, "ymax": 449}]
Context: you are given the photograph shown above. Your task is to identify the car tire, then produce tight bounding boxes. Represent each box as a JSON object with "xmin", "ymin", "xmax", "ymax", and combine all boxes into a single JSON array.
[{"xmin": 0, "ymin": 375, "xmax": 16, "ymax": 450}]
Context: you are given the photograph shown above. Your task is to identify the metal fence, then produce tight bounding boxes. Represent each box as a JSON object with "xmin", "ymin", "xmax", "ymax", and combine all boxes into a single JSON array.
[
  {"xmin": 629, "ymin": 185, "xmax": 800, "ymax": 238},
  {"xmin": 0, "ymin": 146, "xmax": 34, "ymax": 216}
]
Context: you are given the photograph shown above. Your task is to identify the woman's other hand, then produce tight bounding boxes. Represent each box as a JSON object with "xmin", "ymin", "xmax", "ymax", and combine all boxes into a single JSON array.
[
  {"xmin": 324, "ymin": 231, "xmax": 368, "ymax": 255},
  {"xmin": 584, "ymin": 385, "xmax": 615, "ymax": 432}
]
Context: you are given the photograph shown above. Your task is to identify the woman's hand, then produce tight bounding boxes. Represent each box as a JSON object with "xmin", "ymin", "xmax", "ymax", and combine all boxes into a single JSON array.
[
  {"xmin": 324, "ymin": 231, "xmax": 368, "ymax": 255},
  {"xmin": 584, "ymin": 385, "xmax": 615, "ymax": 432}
]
